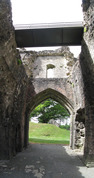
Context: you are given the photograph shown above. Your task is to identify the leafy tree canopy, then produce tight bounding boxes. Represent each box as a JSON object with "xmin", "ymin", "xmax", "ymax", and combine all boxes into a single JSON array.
[{"xmin": 29, "ymin": 99, "xmax": 70, "ymax": 123}]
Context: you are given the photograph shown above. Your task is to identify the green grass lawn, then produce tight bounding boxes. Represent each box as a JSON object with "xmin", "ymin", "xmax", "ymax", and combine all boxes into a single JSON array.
[{"xmin": 29, "ymin": 122, "xmax": 70, "ymax": 145}]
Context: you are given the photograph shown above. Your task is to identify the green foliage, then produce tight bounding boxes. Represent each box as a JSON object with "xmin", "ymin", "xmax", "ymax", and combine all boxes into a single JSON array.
[
  {"xmin": 84, "ymin": 26, "xmax": 87, "ymax": 33},
  {"xmin": 29, "ymin": 99, "xmax": 69, "ymax": 123},
  {"xmin": 17, "ymin": 59, "xmax": 22, "ymax": 65},
  {"xmin": 59, "ymin": 124, "xmax": 70, "ymax": 130},
  {"xmin": 72, "ymin": 83, "xmax": 74, "ymax": 88},
  {"xmin": 29, "ymin": 122, "xmax": 70, "ymax": 144}
]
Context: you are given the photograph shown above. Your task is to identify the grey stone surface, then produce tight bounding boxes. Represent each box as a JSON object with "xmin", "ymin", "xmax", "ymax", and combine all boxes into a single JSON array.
[
  {"xmin": 0, "ymin": 144, "xmax": 94, "ymax": 178},
  {"xmin": 20, "ymin": 47, "xmax": 75, "ymax": 79},
  {"xmin": 80, "ymin": 0, "xmax": 94, "ymax": 165},
  {"xmin": 0, "ymin": 0, "xmax": 28, "ymax": 159}
]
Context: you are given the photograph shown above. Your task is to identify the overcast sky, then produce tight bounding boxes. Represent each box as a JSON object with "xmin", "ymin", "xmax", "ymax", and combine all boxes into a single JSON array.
[
  {"xmin": 10, "ymin": 0, "xmax": 83, "ymax": 57},
  {"xmin": 11, "ymin": 0, "xmax": 83, "ymax": 24}
]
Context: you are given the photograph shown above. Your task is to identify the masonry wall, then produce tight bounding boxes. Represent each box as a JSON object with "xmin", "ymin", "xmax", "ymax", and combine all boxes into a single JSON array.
[
  {"xmin": 31, "ymin": 78, "xmax": 74, "ymax": 102},
  {"xmin": 79, "ymin": 0, "xmax": 94, "ymax": 166},
  {"xmin": 0, "ymin": 0, "xmax": 29, "ymax": 159},
  {"xmin": 20, "ymin": 47, "xmax": 76, "ymax": 79},
  {"xmin": 32, "ymin": 56, "xmax": 73, "ymax": 78},
  {"xmin": 20, "ymin": 48, "xmax": 75, "ymax": 114},
  {"xmin": 21, "ymin": 48, "xmax": 77, "ymax": 150},
  {"xmin": 72, "ymin": 60, "xmax": 85, "ymax": 149}
]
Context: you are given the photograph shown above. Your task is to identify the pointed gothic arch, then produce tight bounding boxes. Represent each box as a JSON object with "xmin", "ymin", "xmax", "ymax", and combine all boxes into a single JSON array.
[
  {"xmin": 28, "ymin": 88, "xmax": 74, "ymax": 115},
  {"xmin": 24, "ymin": 88, "xmax": 75, "ymax": 148}
]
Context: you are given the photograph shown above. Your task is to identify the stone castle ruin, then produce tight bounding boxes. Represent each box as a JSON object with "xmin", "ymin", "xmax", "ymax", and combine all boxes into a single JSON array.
[
  {"xmin": 0, "ymin": 0, "xmax": 94, "ymax": 167},
  {"xmin": 20, "ymin": 47, "xmax": 75, "ymax": 79}
]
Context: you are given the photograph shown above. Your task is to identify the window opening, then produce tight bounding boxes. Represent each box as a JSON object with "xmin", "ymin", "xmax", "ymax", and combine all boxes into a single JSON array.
[{"xmin": 46, "ymin": 64, "xmax": 55, "ymax": 78}]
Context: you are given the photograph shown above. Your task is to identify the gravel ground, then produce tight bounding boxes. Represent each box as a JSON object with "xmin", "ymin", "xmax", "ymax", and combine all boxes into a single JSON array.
[{"xmin": 0, "ymin": 143, "xmax": 94, "ymax": 178}]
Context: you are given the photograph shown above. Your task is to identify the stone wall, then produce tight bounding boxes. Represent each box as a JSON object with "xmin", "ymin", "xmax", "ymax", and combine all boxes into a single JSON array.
[
  {"xmin": 80, "ymin": 0, "xmax": 94, "ymax": 166},
  {"xmin": 0, "ymin": 0, "xmax": 29, "ymax": 159},
  {"xmin": 20, "ymin": 48, "xmax": 76, "ymax": 150},
  {"xmin": 75, "ymin": 109, "xmax": 85, "ymax": 149},
  {"xmin": 20, "ymin": 47, "xmax": 76, "ymax": 79},
  {"xmin": 72, "ymin": 59, "xmax": 85, "ymax": 150},
  {"xmin": 20, "ymin": 47, "xmax": 76, "ymax": 114},
  {"xmin": 26, "ymin": 79, "xmax": 74, "ymax": 115},
  {"xmin": 31, "ymin": 78, "xmax": 74, "ymax": 103},
  {"xmin": 20, "ymin": 47, "xmax": 76, "ymax": 110}
]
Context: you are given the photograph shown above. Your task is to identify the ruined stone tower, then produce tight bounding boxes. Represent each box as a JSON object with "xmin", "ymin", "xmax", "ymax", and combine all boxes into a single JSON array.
[{"xmin": 0, "ymin": 0, "xmax": 94, "ymax": 167}]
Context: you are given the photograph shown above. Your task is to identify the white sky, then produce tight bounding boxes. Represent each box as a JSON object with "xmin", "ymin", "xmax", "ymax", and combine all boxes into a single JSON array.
[
  {"xmin": 11, "ymin": 0, "xmax": 83, "ymax": 24},
  {"xmin": 10, "ymin": 0, "xmax": 83, "ymax": 57}
]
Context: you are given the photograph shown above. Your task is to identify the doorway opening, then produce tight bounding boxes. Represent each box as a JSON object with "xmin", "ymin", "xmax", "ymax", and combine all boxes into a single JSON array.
[{"xmin": 28, "ymin": 98, "xmax": 70, "ymax": 145}]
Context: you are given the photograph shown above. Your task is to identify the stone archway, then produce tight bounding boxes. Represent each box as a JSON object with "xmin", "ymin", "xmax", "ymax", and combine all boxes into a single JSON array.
[
  {"xmin": 24, "ymin": 88, "xmax": 75, "ymax": 149},
  {"xmin": 1, "ymin": 0, "xmax": 94, "ymax": 167}
]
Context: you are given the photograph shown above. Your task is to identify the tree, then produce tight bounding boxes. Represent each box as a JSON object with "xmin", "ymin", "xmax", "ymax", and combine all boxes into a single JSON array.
[{"xmin": 29, "ymin": 99, "xmax": 70, "ymax": 123}]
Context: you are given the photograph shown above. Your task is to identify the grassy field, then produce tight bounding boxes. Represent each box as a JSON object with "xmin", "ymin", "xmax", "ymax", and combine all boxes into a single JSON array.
[{"xmin": 29, "ymin": 122, "xmax": 70, "ymax": 145}]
